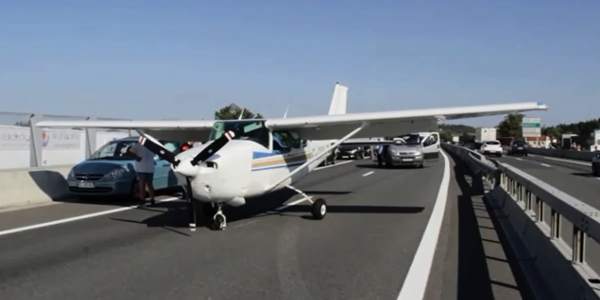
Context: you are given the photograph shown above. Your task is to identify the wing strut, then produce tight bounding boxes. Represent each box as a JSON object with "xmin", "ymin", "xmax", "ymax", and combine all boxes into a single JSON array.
[{"xmin": 266, "ymin": 122, "xmax": 369, "ymax": 192}]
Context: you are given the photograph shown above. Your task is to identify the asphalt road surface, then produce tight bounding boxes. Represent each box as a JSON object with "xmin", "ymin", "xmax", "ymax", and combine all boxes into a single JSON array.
[{"xmin": 0, "ymin": 156, "xmax": 526, "ymax": 300}]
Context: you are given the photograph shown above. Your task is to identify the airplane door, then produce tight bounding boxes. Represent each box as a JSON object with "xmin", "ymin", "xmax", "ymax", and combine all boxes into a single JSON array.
[{"xmin": 422, "ymin": 133, "xmax": 440, "ymax": 160}]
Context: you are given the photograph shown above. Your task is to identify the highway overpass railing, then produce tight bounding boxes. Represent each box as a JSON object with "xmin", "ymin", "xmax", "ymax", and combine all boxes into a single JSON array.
[{"xmin": 443, "ymin": 143, "xmax": 600, "ymax": 300}]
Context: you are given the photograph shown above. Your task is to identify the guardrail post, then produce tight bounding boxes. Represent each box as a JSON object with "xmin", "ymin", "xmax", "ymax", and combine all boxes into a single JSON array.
[
  {"xmin": 525, "ymin": 190, "xmax": 533, "ymax": 211},
  {"xmin": 535, "ymin": 196, "xmax": 544, "ymax": 222},
  {"xmin": 551, "ymin": 208, "xmax": 561, "ymax": 239},
  {"xmin": 572, "ymin": 226, "xmax": 586, "ymax": 264}
]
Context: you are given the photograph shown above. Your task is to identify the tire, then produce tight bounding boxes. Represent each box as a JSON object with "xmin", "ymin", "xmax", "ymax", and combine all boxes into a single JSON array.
[{"xmin": 311, "ymin": 198, "xmax": 327, "ymax": 220}]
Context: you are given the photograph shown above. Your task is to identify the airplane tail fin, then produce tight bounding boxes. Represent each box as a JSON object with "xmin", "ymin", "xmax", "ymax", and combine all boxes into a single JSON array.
[{"xmin": 328, "ymin": 82, "xmax": 348, "ymax": 115}]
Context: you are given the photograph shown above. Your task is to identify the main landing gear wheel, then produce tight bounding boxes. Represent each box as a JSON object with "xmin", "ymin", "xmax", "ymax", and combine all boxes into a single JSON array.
[{"xmin": 311, "ymin": 198, "xmax": 327, "ymax": 220}]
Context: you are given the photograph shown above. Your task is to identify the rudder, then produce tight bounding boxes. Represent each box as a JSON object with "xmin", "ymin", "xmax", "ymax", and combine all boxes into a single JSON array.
[{"xmin": 328, "ymin": 82, "xmax": 348, "ymax": 115}]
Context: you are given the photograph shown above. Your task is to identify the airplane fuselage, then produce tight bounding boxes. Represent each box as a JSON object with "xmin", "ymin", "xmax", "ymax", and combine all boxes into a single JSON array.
[{"xmin": 174, "ymin": 135, "xmax": 335, "ymax": 207}]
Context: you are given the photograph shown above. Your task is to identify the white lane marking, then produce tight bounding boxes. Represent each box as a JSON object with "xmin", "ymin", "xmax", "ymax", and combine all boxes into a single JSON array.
[
  {"xmin": 397, "ymin": 150, "xmax": 450, "ymax": 300},
  {"xmin": 315, "ymin": 160, "xmax": 353, "ymax": 171},
  {"xmin": 533, "ymin": 155, "xmax": 591, "ymax": 166},
  {"xmin": 516, "ymin": 158, "xmax": 523, "ymax": 161},
  {"xmin": 541, "ymin": 163, "xmax": 552, "ymax": 167},
  {"xmin": 0, "ymin": 197, "xmax": 180, "ymax": 237},
  {"xmin": 362, "ymin": 171, "xmax": 375, "ymax": 177}
]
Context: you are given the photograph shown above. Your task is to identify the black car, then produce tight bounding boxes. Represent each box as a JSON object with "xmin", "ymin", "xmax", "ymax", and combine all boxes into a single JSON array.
[
  {"xmin": 336, "ymin": 145, "xmax": 365, "ymax": 159},
  {"xmin": 508, "ymin": 140, "xmax": 529, "ymax": 156}
]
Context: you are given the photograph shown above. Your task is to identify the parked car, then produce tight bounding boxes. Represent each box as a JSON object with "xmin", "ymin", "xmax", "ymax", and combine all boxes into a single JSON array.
[
  {"xmin": 508, "ymin": 140, "xmax": 529, "ymax": 156},
  {"xmin": 480, "ymin": 140, "xmax": 503, "ymax": 157},
  {"xmin": 336, "ymin": 145, "xmax": 366, "ymax": 159},
  {"xmin": 66, "ymin": 137, "xmax": 184, "ymax": 199},
  {"xmin": 592, "ymin": 152, "xmax": 600, "ymax": 177}
]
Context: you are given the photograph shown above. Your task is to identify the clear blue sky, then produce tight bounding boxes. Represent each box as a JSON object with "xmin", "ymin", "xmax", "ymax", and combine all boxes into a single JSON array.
[{"xmin": 0, "ymin": 0, "xmax": 598, "ymax": 127}]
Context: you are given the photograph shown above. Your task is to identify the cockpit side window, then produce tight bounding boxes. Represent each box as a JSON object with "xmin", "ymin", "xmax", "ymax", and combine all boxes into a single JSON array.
[{"xmin": 272, "ymin": 131, "xmax": 291, "ymax": 153}]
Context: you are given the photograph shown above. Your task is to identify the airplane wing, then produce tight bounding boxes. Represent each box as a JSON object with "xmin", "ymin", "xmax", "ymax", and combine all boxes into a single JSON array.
[
  {"xmin": 35, "ymin": 102, "xmax": 548, "ymax": 142},
  {"xmin": 35, "ymin": 120, "xmax": 216, "ymax": 142},
  {"xmin": 264, "ymin": 102, "xmax": 548, "ymax": 140}
]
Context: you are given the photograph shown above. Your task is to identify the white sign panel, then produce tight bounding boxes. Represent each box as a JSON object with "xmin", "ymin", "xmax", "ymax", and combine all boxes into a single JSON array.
[
  {"xmin": 42, "ymin": 130, "xmax": 82, "ymax": 150},
  {"xmin": 0, "ymin": 127, "xmax": 30, "ymax": 151},
  {"xmin": 522, "ymin": 117, "xmax": 541, "ymax": 137}
]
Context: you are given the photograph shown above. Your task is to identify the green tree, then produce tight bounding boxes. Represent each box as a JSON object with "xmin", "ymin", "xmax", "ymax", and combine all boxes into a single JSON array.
[
  {"xmin": 497, "ymin": 113, "xmax": 524, "ymax": 138},
  {"xmin": 214, "ymin": 103, "xmax": 264, "ymax": 120}
]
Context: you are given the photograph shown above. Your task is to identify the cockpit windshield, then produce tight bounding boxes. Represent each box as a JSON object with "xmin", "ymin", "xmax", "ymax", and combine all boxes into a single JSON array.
[{"xmin": 208, "ymin": 120, "xmax": 270, "ymax": 148}]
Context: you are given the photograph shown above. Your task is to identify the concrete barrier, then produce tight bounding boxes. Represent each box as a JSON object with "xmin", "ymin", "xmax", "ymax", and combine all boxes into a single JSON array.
[
  {"xmin": 528, "ymin": 148, "xmax": 596, "ymax": 162},
  {"xmin": 0, "ymin": 165, "xmax": 74, "ymax": 210}
]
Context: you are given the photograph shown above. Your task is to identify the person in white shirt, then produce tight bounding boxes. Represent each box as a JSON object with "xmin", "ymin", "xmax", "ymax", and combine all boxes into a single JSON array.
[{"xmin": 129, "ymin": 143, "xmax": 156, "ymax": 206}]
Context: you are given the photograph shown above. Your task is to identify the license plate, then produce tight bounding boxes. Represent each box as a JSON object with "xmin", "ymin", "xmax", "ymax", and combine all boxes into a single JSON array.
[
  {"xmin": 78, "ymin": 182, "xmax": 95, "ymax": 188},
  {"xmin": 402, "ymin": 158, "xmax": 413, "ymax": 162},
  {"xmin": 518, "ymin": 147, "xmax": 523, "ymax": 150}
]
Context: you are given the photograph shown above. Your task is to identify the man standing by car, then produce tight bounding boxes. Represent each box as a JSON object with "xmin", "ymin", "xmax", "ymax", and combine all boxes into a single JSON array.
[
  {"xmin": 376, "ymin": 145, "xmax": 384, "ymax": 167},
  {"xmin": 129, "ymin": 143, "xmax": 156, "ymax": 206}
]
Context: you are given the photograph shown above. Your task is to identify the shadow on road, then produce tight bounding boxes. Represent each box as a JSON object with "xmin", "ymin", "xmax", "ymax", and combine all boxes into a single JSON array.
[
  {"xmin": 447, "ymin": 150, "xmax": 527, "ymax": 299},
  {"xmin": 110, "ymin": 187, "xmax": 424, "ymax": 234}
]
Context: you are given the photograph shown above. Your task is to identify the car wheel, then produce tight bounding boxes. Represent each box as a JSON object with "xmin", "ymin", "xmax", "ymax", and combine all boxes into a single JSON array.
[{"xmin": 129, "ymin": 180, "xmax": 140, "ymax": 200}]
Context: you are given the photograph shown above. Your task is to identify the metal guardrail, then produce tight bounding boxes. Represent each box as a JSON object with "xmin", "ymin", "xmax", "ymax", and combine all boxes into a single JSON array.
[{"xmin": 442, "ymin": 143, "xmax": 600, "ymax": 300}]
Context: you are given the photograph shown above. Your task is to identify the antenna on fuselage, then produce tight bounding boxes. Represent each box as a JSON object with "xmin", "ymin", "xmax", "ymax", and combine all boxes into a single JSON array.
[{"xmin": 283, "ymin": 105, "xmax": 289, "ymax": 118}]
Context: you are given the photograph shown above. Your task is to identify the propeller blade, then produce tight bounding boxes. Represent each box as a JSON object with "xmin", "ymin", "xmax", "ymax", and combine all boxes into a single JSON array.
[
  {"xmin": 190, "ymin": 131, "xmax": 235, "ymax": 165},
  {"xmin": 138, "ymin": 135, "xmax": 179, "ymax": 166}
]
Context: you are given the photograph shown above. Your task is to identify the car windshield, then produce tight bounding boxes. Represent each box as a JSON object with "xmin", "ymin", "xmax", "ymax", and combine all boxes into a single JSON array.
[
  {"xmin": 208, "ymin": 120, "xmax": 270, "ymax": 148},
  {"xmin": 90, "ymin": 139, "xmax": 181, "ymax": 160},
  {"xmin": 514, "ymin": 141, "xmax": 527, "ymax": 146},
  {"xmin": 485, "ymin": 141, "xmax": 500, "ymax": 145},
  {"xmin": 339, "ymin": 145, "xmax": 358, "ymax": 151},
  {"xmin": 399, "ymin": 134, "xmax": 422, "ymax": 145}
]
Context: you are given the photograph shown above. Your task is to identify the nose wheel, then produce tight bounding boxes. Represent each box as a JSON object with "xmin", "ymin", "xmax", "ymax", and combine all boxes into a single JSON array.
[{"xmin": 212, "ymin": 205, "xmax": 227, "ymax": 230}]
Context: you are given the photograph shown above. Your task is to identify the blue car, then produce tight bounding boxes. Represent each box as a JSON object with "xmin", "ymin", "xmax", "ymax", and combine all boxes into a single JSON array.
[{"xmin": 67, "ymin": 136, "xmax": 184, "ymax": 199}]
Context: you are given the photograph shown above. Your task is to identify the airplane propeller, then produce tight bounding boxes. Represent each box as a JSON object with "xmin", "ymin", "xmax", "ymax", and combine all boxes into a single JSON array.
[
  {"xmin": 137, "ymin": 131, "xmax": 235, "ymax": 171},
  {"xmin": 136, "ymin": 131, "xmax": 236, "ymax": 231}
]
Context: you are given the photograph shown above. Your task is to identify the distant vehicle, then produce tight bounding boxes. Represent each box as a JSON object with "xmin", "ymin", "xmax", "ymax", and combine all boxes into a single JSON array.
[
  {"xmin": 378, "ymin": 132, "xmax": 440, "ymax": 168},
  {"xmin": 508, "ymin": 140, "xmax": 529, "ymax": 156},
  {"xmin": 67, "ymin": 137, "xmax": 184, "ymax": 199},
  {"xmin": 497, "ymin": 137, "xmax": 514, "ymax": 154},
  {"xmin": 475, "ymin": 127, "xmax": 497, "ymax": 144},
  {"xmin": 592, "ymin": 152, "xmax": 600, "ymax": 177},
  {"xmin": 480, "ymin": 140, "xmax": 503, "ymax": 157},
  {"xmin": 337, "ymin": 145, "xmax": 365, "ymax": 159}
]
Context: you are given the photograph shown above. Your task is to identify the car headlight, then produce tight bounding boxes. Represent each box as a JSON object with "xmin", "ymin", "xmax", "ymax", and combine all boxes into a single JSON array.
[
  {"xmin": 348, "ymin": 149, "xmax": 357, "ymax": 153},
  {"xmin": 413, "ymin": 151, "xmax": 422, "ymax": 156},
  {"xmin": 102, "ymin": 168, "xmax": 129, "ymax": 180},
  {"xmin": 68, "ymin": 169, "xmax": 75, "ymax": 179}
]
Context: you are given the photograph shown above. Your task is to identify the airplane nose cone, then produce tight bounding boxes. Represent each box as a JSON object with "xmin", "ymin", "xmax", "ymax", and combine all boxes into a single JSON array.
[{"xmin": 173, "ymin": 158, "xmax": 200, "ymax": 177}]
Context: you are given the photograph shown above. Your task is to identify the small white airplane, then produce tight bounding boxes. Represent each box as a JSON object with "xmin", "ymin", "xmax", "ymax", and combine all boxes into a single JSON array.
[{"xmin": 36, "ymin": 83, "xmax": 548, "ymax": 231}]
